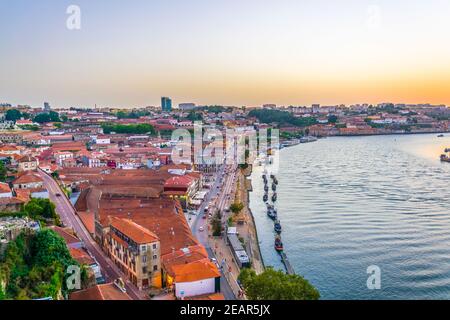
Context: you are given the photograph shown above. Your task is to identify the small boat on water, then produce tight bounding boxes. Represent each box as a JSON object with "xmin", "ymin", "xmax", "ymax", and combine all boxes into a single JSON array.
[
  {"xmin": 300, "ymin": 136, "xmax": 318, "ymax": 144},
  {"xmin": 440, "ymin": 148, "xmax": 450, "ymax": 162},
  {"xmin": 272, "ymin": 193, "xmax": 277, "ymax": 202},
  {"xmin": 264, "ymin": 185, "xmax": 269, "ymax": 192},
  {"xmin": 274, "ymin": 220, "xmax": 282, "ymax": 233},
  {"xmin": 263, "ymin": 194, "xmax": 269, "ymax": 202},
  {"xmin": 272, "ymin": 183, "xmax": 277, "ymax": 191},
  {"xmin": 437, "ymin": 134, "xmax": 444, "ymax": 138},
  {"xmin": 275, "ymin": 236, "xmax": 284, "ymax": 252},
  {"xmin": 267, "ymin": 209, "xmax": 277, "ymax": 220},
  {"xmin": 273, "ymin": 177, "xmax": 278, "ymax": 185}
]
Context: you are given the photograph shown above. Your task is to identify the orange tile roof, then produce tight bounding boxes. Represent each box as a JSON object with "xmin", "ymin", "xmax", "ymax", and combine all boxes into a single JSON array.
[
  {"xmin": 77, "ymin": 211, "xmax": 95, "ymax": 235},
  {"xmin": 186, "ymin": 293, "xmax": 225, "ymax": 300},
  {"xmin": 49, "ymin": 226, "xmax": 82, "ymax": 245},
  {"xmin": 111, "ymin": 217, "xmax": 159, "ymax": 244},
  {"xmin": 69, "ymin": 247, "xmax": 95, "ymax": 265},
  {"xmin": 69, "ymin": 283, "xmax": 131, "ymax": 300},
  {"xmin": 0, "ymin": 182, "xmax": 11, "ymax": 194},
  {"xmin": 168, "ymin": 258, "xmax": 221, "ymax": 283},
  {"xmin": 13, "ymin": 171, "xmax": 43, "ymax": 184}
]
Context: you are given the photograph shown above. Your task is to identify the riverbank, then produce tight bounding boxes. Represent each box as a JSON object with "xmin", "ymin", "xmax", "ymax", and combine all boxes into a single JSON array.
[{"xmin": 238, "ymin": 165, "xmax": 265, "ymax": 274}]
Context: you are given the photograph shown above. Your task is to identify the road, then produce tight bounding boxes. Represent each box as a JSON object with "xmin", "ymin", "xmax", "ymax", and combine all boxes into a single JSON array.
[
  {"xmin": 38, "ymin": 169, "xmax": 144, "ymax": 300},
  {"xmin": 191, "ymin": 164, "xmax": 239, "ymax": 300}
]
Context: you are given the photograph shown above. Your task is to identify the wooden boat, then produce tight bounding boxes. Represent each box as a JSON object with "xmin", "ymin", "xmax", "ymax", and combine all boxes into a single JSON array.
[
  {"xmin": 274, "ymin": 221, "xmax": 282, "ymax": 234},
  {"xmin": 272, "ymin": 193, "xmax": 277, "ymax": 202},
  {"xmin": 263, "ymin": 194, "xmax": 268, "ymax": 202},
  {"xmin": 272, "ymin": 183, "xmax": 277, "ymax": 191},
  {"xmin": 440, "ymin": 148, "xmax": 450, "ymax": 162},
  {"xmin": 275, "ymin": 236, "xmax": 283, "ymax": 252},
  {"xmin": 267, "ymin": 208, "xmax": 277, "ymax": 220}
]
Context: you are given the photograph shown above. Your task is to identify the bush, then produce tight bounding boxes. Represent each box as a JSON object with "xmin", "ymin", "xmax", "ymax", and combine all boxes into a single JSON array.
[{"xmin": 238, "ymin": 268, "xmax": 320, "ymax": 300}]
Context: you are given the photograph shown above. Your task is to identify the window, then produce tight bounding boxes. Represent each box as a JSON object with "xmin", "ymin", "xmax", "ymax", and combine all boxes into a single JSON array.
[
  {"xmin": 141, "ymin": 245, "xmax": 147, "ymax": 253},
  {"xmin": 142, "ymin": 267, "xmax": 147, "ymax": 274},
  {"xmin": 153, "ymin": 255, "xmax": 158, "ymax": 260},
  {"xmin": 142, "ymin": 255, "xmax": 147, "ymax": 263},
  {"xmin": 152, "ymin": 244, "xmax": 157, "ymax": 250},
  {"xmin": 153, "ymin": 265, "xmax": 158, "ymax": 271}
]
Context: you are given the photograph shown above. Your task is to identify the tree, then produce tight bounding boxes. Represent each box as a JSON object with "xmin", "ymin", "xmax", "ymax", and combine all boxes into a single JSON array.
[
  {"xmin": 328, "ymin": 115, "xmax": 338, "ymax": 124},
  {"xmin": 0, "ymin": 162, "xmax": 7, "ymax": 182},
  {"xmin": 230, "ymin": 202, "xmax": 244, "ymax": 215},
  {"xmin": 101, "ymin": 123, "xmax": 155, "ymax": 135},
  {"xmin": 0, "ymin": 230, "xmax": 82, "ymax": 300},
  {"xmin": 186, "ymin": 111, "xmax": 203, "ymax": 122},
  {"xmin": 33, "ymin": 111, "xmax": 61, "ymax": 124},
  {"xmin": 238, "ymin": 268, "xmax": 320, "ymax": 300},
  {"xmin": 24, "ymin": 198, "xmax": 58, "ymax": 225},
  {"xmin": 211, "ymin": 210, "xmax": 223, "ymax": 237},
  {"xmin": 5, "ymin": 109, "xmax": 23, "ymax": 122}
]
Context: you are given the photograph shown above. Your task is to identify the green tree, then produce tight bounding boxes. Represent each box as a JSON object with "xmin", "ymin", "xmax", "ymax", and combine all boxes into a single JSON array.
[
  {"xmin": 211, "ymin": 210, "xmax": 223, "ymax": 237},
  {"xmin": 33, "ymin": 111, "xmax": 61, "ymax": 124},
  {"xmin": 101, "ymin": 123, "xmax": 155, "ymax": 135},
  {"xmin": 0, "ymin": 162, "xmax": 7, "ymax": 182},
  {"xmin": 24, "ymin": 198, "xmax": 58, "ymax": 224},
  {"xmin": 328, "ymin": 115, "xmax": 338, "ymax": 124},
  {"xmin": 5, "ymin": 109, "xmax": 23, "ymax": 122},
  {"xmin": 238, "ymin": 268, "xmax": 320, "ymax": 300},
  {"xmin": 230, "ymin": 202, "xmax": 244, "ymax": 215}
]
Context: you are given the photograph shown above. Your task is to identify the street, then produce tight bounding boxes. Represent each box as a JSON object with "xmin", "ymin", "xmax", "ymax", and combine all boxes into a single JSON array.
[
  {"xmin": 38, "ymin": 169, "xmax": 145, "ymax": 300},
  {"xmin": 191, "ymin": 164, "xmax": 241, "ymax": 300}
]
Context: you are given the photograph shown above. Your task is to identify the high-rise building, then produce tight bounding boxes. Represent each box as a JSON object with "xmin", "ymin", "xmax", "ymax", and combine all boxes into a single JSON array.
[{"xmin": 161, "ymin": 97, "xmax": 172, "ymax": 112}]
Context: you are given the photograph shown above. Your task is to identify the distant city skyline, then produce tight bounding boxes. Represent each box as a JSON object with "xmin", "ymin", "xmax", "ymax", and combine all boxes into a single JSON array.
[{"xmin": 2, "ymin": 1, "xmax": 450, "ymax": 108}]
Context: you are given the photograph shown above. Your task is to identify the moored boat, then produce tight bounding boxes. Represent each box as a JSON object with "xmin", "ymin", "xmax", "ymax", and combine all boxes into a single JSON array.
[
  {"xmin": 274, "ymin": 220, "xmax": 282, "ymax": 233},
  {"xmin": 272, "ymin": 193, "xmax": 277, "ymax": 202},
  {"xmin": 267, "ymin": 209, "xmax": 277, "ymax": 220},
  {"xmin": 440, "ymin": 148, "xmax": 450, "ymax": 162},
  {"xmin": 275, "ymin": 236, "xmax": 283, "ymax": 252},
  {"xmin": 263, "ymin": 194, "xmax": 269, "ymax": 202}
]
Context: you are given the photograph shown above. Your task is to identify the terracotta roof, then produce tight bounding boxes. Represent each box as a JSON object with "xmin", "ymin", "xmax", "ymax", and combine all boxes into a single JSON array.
[
  {"xmin": 0, "ymin": 182, "xmax": 11, "ymax": 194},
  {"xmin": 13, "ymin": 171, "xmax": 43, "ymax": 184},
  {"xmin": 164, "ymin": 175, "xmax": 196, "ymax": 188},
  {"xmin": 168, "ymin": 258, "xmax": 221, "ymax": 283},
  {"xmin": 17, "ymin": 155, "xmax": 37, "ymax": 163},
  {"xmin": 69, "ymin": 283, "xmax": 131, "ymax": 300},
  {"xmin": 49, "ymin": 226, "xmax": 82, "ymax": 245},
  {"xmin": 110, "ymin": 217, "xmax": 159, "ymax": 244},
  {"xmin": 69, "ymin": 247, "xmax": 95, "ymax": 265},
  {"xmin": 186, "ymin": 293, "xmax": 225, "ymax": 300},
  {"xmin": 77, "ymin": 211, "xmax": 95, "ymax": 235}
]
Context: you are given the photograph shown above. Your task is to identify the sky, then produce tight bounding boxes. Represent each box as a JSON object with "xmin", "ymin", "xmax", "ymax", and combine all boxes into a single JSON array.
[{"xmin": 2, "ymin": 0, "xmax": 450, "ymax": 108}]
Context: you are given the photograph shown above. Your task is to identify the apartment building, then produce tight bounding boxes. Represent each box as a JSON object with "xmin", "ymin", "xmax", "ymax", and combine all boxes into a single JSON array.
[{"xmin": 107, "ymin": 217, "xmax": 161, "ymax": 289}]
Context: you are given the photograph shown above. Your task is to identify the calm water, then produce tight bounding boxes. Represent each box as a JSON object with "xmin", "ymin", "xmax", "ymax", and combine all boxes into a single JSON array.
[{"xmin": 249, "ymin": 133, "xmax": 450, "ymax": 300}]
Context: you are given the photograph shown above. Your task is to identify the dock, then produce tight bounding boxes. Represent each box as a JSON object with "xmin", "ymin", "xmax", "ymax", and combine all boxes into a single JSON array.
[{"xmin": 280, "ymin": 252, "xmax": 295, "ymax": 275}]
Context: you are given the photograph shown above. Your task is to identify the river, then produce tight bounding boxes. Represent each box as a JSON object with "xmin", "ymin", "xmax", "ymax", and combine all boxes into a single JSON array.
[{"xmin": 249, "ymin": 133, "xmax": 450, "ymax": 299}]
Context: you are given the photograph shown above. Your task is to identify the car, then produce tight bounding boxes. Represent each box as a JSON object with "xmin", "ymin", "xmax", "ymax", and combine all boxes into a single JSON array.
[
  {"xmin": 113, "ymin": 278, "xmax": 127, "ymax": 293},
  {"xmin": 55, "ymin": 193, "xmax": 62, "ymax": 197},
  {"xmin": 199, "ymin": 226, "xmax": 204, "ymax": 232}
]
